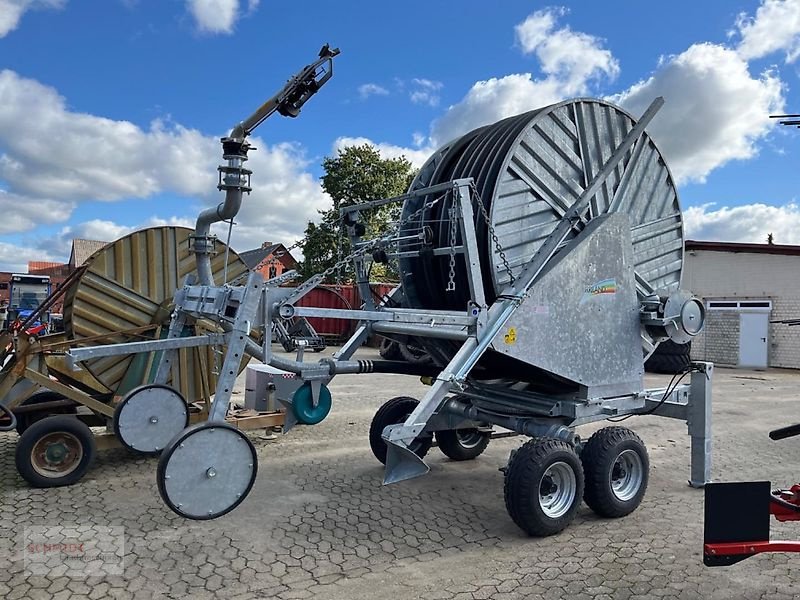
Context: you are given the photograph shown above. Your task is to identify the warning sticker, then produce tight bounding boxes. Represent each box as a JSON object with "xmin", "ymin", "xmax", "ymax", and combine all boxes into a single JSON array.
[{"xmin": 504, "ymin": 327, "xmax": 517, "ymax": 345}]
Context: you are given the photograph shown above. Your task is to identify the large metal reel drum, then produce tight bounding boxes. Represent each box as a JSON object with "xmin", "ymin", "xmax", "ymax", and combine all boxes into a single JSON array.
[
  {"xmin": 402, "ymin": 98, "xmax": 683, "ymax": 359},
  {"xmin": 63, "ymin": 227, "xmax": 250, "ymax": 402}
]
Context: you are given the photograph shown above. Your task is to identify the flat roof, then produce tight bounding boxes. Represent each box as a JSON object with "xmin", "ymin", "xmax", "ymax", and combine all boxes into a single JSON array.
[{"xmin": 685, "ymin": 240, "xmax": 800, "ymax": 256}]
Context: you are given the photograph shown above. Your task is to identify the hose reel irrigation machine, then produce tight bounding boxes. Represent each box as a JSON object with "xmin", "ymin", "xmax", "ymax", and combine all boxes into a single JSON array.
[{"xmin": 64, "ymin": 46, "xmax": 713, "ymax": 535}]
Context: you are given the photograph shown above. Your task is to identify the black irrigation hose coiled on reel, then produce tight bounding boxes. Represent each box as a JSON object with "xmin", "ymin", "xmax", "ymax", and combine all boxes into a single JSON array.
[{"xmin": 396, "ymin": 98, "xmax": 684, "ymax": 383}]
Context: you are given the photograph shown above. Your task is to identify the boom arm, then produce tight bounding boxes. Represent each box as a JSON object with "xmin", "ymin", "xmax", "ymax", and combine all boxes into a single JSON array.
[
  {"xmin": 229, "ymin": 43, "xmax": 340, "ymax": 141},
  {"xmin": 193, "ymin": 43, "xmax": 340, "ymax": 286}
]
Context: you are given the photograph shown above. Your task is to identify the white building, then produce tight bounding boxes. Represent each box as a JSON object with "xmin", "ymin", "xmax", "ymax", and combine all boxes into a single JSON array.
[{"xmin": 683, "ymin": 241, "xmax": 800, "ymax": 369}]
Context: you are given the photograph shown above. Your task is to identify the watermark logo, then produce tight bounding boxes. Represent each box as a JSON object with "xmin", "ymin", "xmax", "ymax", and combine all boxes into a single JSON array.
[
  {"xmin": 24, "ymin": 525, "xmax": 124, "ymax": 577},
  {"xmin": 580, "ymin": 278, "xmax": 617, "ymax": 305}
]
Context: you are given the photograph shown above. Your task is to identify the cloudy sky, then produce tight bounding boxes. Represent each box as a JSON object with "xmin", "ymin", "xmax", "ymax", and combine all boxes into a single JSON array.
[{"xmin": 0, "ymin": 0, "xmax": 799, "ymax": 271}]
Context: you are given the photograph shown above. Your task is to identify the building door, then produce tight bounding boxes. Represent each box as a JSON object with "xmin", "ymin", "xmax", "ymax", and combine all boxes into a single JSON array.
[{"xmin": 739, "ymin": 312, "xmax": 768, "ymax": 369}]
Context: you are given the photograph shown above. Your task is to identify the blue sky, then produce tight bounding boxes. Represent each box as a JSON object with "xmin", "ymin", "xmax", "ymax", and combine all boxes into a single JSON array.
[{"xmin": 0, "ymin": 0, "xmax": 799, "ymax": 271}]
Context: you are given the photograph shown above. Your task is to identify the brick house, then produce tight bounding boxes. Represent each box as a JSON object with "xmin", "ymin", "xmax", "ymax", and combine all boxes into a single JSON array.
[
  {"xmin": 683, "ymin": 240, "xmax": 800, "ymax": 369},
  {"xmin": 239, "ymin": 241, "xmax": 298, "ymax": 281}
]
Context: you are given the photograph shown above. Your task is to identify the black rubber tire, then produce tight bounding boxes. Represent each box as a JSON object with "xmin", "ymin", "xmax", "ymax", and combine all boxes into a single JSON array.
[
  {"xmin": 15, "ymin": 390, "xmax": 76, "ymax": 435},
  {"xmin": 436, "ymin": 429, "xmax": 491, "ymax": 461},
  {"xmin": 644, "ymin": 351, "xmax": 691, "ymax": 374},
  {"xmin": 581, "ymin": 427, "xmax": 649, "ymax": 518},
  {"xmin": 369, "ymin": 396, "xmax": 432, "ymax": 465},
  {"xmin": 504, "ymin": 438, "xmax": 584, "ymax": 536},
  {"xmin": 378, "ymin": 337, "xmax": 403, "ymax": 361},
  {"xmin": 15, "ymin": 415, "xmax": 96, "ymax": 488},
  {"xmin": 655, "ymin": 340, "xmax": 691, "ymax": 356}
]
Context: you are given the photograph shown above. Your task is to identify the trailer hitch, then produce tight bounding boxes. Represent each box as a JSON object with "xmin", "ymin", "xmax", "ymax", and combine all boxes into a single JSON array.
[{"xmin": 703, "ymin": 423, "xmax": 800, "ymax": 566}]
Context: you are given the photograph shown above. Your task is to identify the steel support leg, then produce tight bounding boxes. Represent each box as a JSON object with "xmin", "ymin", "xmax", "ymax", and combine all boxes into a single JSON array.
[
  {"xmin": 688, "ymin": 362, "xmax": 713, "ymax": 488},
  {"xmin": 208, "ymin": 272, "xmax": 264, "ymax": 422},
  {"xmin": 153, "ymin": 311, "xmax": 188, "ymax": 385},
  {"xmin": 383, "ymin": 337, "xmax": 479, "ymax": 484}
]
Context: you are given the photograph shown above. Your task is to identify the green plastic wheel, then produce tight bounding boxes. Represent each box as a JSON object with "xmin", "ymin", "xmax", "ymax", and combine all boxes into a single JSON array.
[{"xmin": 292, "ymin": 383, "xmax": 332, "ymax": 425}]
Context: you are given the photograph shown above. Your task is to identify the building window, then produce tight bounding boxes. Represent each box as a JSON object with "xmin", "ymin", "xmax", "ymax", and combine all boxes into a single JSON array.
[
  {"xmin": 268, "ymin": 265, "xmax": 277, "ymax": 279},
  {"xmin": 707, "ymin": 300, "xmax": 772, "ymax": 311}
]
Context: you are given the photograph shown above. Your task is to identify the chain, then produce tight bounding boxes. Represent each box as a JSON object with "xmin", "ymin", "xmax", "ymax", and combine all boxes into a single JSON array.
[
  {"xmin": 470, "ymin": 183, "xmax": 515, "ymax": 284},
  {"xmin": 446, "ymin": 204, "xmax": 457, "ymax": 292},
  {"xmin": 281, "ymin": 190, "xmax": 450, "ymax": 304},
  {"xmin": 335, "ymin": 218, "xmax": 344, "ymax": 290},
  {"xmin": 224, "ymin": 235, "xmax": 308, "ymax": 287}
]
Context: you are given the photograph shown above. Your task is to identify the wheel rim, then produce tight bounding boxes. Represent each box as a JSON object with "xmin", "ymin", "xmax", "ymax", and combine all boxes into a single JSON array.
[
  {"xmin": 455, "ymin": 429, "xmax": 484, "ymax": 449},
  {"xmin": 610, "ymin": 449, "xmax": 644, "ymax": 501},
  {"xmin": 538, "ymin": 461, "xmax": 577, "ymax": 518},
  {"xmin": 31, "ymin": 432, "xmax": 83, "ymax": 478},
  {"xmin": 293, "ymin": 383, "xmax": 331, "ymax": 425}
]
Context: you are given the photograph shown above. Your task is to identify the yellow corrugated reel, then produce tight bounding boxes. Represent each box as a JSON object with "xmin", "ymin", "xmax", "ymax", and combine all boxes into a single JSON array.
[{"xmin": 62, "ymin": 227, "xmax": 250, "ymax": 402}]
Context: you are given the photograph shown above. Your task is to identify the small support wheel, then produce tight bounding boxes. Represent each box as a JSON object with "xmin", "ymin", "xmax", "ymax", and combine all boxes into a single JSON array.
[
  {"xmin": 504, "ymin": 438, "xmax": 584, "ymax": 536},
  {"xmin": 291, "ymin": 382, "xmax": 332, "ymax": 425},
  {"xmin": 157, "ymin": 422, "xmax": 258, "ymax": 520},
  {"xmin": 436, "ymin": 429, "xmax": 491, "ymax": 461},
  {"xmin": 581, "ymin": 426, "xmax": 649, "ymax": 518},
  {"xmin": 113, "ymin": 384, "xmax": 189, "ymax": 455},
  {"xmin": 15, "ymin": 415, "xmax": 96, "ymax": 487},
  {"xmin": 369, "ymin": 396, "xmax": 432, "ymax": 465},
  {"xmin": 15, "ymin": 390, "xmax": 76, "ymax": 435}
]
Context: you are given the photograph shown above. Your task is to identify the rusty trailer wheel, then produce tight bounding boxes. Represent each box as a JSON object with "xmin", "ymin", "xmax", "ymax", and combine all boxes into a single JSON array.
[{"xmin": 15, "ymin": 415, "xmax": 96, "ymax": 487}]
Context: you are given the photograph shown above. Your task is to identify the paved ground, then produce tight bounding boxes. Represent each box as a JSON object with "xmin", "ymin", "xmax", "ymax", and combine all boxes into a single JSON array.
[{"xmin": 3, "ymin": 347, "xmax": 800, "ymax": 599}]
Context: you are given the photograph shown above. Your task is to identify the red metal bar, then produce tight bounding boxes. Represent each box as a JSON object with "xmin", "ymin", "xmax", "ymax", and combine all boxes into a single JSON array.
[{"xmin": 705, "ymin": 541, "xmax": 800, "ymax": 558}]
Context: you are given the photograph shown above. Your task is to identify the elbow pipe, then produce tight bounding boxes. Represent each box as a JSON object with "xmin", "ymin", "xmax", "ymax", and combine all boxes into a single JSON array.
[
  {"xmin": 194, "ymin": 187, "xmax": 244, "ymax": 285},
  {"xmin": 194, "ymin": 139, "xmax": 250, "ymax": 286},
  {"xmin": 244, "ymin": 336, "xmax": 313, "ymax": 375}
]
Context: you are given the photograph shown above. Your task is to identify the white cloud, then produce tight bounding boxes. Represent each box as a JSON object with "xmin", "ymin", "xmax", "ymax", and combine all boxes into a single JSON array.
[
  {"xmin": 515, "ymin": 7, "xmax": 619, "ymax": 94},
  {"xmin": 0, "ymin": 240, "xmax": 57, "ymax": 272},
  {"xmin": 358, "ymin": 83, "xmax": 389, "ymax": 100},
  {"xmin": 185, "ymin": 0, "xmax": 255, "ymax": 34},
  {"xmin": 431, "ymin": 73, "xmax": 566, "ymax": 145},
  {"xmin": 0, "ymin": 69, "xmax": 329, "ymax": 262},
  {"xmin": 0, "ymin": 70, "xmax": 219, "ymax": 202},
  {"xmin": 409, "ymin": 78, "xmax": 443, "ymax": 107},
  {"xmin": 612, "ymin": 43, "xmax": 784, "ymax": 184},
  {"xmin": 229, "ymin": 142, "xmax": 329, "ymax": 251},
  {"xmin": 735, "ymin": 0, "xmax": 800, "ymax": 62},
  {"xmin": 58, "ymin": 219, "xmax": 137, "ymax": 246},
  {"xmin": 0, "ymin": 190, "xmax": 74, "ymax": 234},
  {"xmin": 332, "ymin": 137, "xmax": 432, "ymax": 169},
  {"xmin": 0, "ymin": 0, "xmax": 63, "ymax": 38},
  {"xmin": 431, "ymin": 8, "xmax": 618, "ymax": 145},
  {"xmin": 684, "ymin": 202, "xmax": 800, "ymax": 244},
  {"xmin": 514, "ymin": 6, "xmax": 562, "ymax": 53},
  {"xmin": 357, "ymin": 3, "xmax": 789, "ymax": 189}
]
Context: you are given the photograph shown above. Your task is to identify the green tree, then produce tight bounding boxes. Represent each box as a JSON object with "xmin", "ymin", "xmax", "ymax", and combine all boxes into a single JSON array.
[
  {"xmin": 299, "ymin": 144, "xmax": 415, "ymax": 281},
  {"xmin": 767, "ymin": 232, "xmax": 775, "ymax": 245}
]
